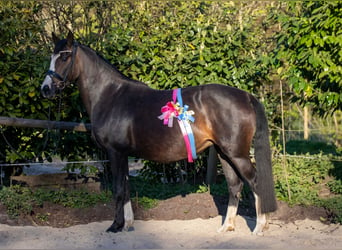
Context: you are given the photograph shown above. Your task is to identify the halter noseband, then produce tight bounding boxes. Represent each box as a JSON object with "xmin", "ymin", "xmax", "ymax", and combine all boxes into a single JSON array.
[{"xmin": 47, "ymin": 42, "xmax": 78, "ymax": 89}]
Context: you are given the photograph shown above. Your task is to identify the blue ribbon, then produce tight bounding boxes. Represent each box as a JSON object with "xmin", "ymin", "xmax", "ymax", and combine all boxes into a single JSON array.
[
  {"xmin": 158, "ymin": 88, "xmax": 197, "ymax": 162},
  {"xmin": 177, "ymin": 88, "xmax": 183, "ymax": 107},
  {"xmin": 178, "ymin": 105, "xmax": 195, "ymax": 123},
  {"xmin": 175, "ymin": 88, "xmax": 197, "ymax": 161}
]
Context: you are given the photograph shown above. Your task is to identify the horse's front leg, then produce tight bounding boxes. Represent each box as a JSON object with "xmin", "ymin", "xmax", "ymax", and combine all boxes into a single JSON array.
[{"xmin": 106, "ymin": 150, "xmax": 134, "ymax": 233}]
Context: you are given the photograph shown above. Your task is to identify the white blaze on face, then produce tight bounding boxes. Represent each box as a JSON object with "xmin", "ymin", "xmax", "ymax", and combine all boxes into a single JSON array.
[{"xmin": 41, "ymin": 53, "xmax": 61, "ymax": 91}]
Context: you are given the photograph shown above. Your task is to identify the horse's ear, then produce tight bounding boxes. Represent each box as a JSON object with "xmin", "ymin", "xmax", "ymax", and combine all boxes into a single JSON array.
[
  {"xmin": 66, "ymin": 31, "xmax": 74, "ymax": 48},
  {"xmin": 52, "ymin": 32, "xmax": 60, "ymax": 45}
]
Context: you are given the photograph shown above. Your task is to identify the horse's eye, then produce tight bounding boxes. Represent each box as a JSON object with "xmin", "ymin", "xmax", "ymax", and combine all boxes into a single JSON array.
[{"xmin": 60, "ymin": 52, "xmax": 71, "ymax": 61}]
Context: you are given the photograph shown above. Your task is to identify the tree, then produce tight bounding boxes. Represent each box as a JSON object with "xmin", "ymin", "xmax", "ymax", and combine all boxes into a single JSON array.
[
  {"xmin": 0, "ymin": 1, "xmax": 97, "ymax": 167},
  {"xmin": 272, "ymin": 1, "xmax": 342, "ymax": 116}
]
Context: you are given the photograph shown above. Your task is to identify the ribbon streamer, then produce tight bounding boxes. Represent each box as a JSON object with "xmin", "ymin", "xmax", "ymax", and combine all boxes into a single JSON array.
[{"xmin": 158, "ymin": 88, "xmax": 197, "ymax": 162}]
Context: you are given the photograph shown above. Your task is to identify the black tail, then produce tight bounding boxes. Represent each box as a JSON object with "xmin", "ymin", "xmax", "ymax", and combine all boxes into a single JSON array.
[{"xmin": 251, "ymin": 97, "xmax": 277, "ymax": 213}]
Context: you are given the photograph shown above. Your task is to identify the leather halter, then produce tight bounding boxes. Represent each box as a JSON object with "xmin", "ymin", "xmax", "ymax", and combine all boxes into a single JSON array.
[{"xmin": 46, "ymin": 42, "xmax": 78, "ymax": 88}]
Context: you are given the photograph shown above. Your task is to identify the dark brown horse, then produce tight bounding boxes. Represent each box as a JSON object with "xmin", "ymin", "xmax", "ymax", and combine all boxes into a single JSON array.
[{"xmin": 41, "ymin": 31, "xmax": 277, "ymax": 235}]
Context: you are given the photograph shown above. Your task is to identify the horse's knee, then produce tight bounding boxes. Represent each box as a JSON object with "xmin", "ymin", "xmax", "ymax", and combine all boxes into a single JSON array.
[
  {"xmin": 228, "ymin": 181, "xmax": 243, "ymax": 198},
  {"xmin": 230, "ymin": 157, "xmax": 257, "ymax": 192}
]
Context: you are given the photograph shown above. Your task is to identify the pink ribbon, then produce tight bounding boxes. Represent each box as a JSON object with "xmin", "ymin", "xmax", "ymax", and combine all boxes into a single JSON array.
[
  {"xmin": 158, "ymin": 101, "xmax": 179, "ymax": 127},
  {"xmin": 158, "ymin": 89, "xmax": 197, "ymax": 162},
  {"xmin": 177, "ymin": 120, "xmax": 194, "ymax": 162}
]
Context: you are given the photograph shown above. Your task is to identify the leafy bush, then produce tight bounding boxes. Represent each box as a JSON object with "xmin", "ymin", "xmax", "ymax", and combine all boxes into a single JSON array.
[
  {"xmin": 273, "ymin": 153, "xmax": 335, "ymax": 205},
  {"xmin": 318, "ymin": 196, "xmax": 342, "ymax": 224},
  {"xmin": 0, "ymin": 185, "xmax": 34, "ymax": 218},
  {"xmin": 132, "ymin": 196, "xmax": 158, "ymax": 210},
  {"xmin": 0, "ymin": 185, "xmax": 112, "ymax": 219},
  {"xmin": 286, "ymin": 140, "xmax": 341, "ymax": 156},
  {"xmin": 270, "ymin": 1, "xmax": 342, "ymax": 115},
  {"xmin": 33, "ymin": 188, "xmax": 112, "ymax": 208},
  {"xmin": 0, "ymin": 1, "xmax": 99, "ymax": 174},
  {"xmin": 327, "ymin": 180, "xmax": 342, "ymax": 195}
]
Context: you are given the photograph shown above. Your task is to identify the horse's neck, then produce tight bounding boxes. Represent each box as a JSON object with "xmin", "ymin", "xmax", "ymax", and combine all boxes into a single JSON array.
[{"xmin": 75, "ymin": 46, "xmax": 143, "ymax": 117}]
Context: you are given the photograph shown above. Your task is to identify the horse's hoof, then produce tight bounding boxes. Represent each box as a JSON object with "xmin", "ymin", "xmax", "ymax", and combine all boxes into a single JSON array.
[
  {"xmin": 252, "ymin": 221, "xmax": 269, "ymax": 236},
  {"xmin": 217, "ymin": 224, "xmax": 235, "ymax": 233},
  {"xmin": 252, "ymin": 225, "xmax": 266, "ymax": 236},
  {"xmin": 124, "ymin": 220, "xmax": 134, "ymax": 231},
  {"xmin": 124, "ymin": 226, "xmax": 135, "ymax": 232},
  {"xmin": 252, "ymin": 230, "xmax": 264, "ymax": 236},
  {"xmin": 106, "ymin": 224, "xmax": 123, "ymax": 233}
]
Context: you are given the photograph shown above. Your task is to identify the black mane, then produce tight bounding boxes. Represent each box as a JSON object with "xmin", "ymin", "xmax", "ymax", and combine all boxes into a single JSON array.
[{"xmin": 79, "ymin": 43, "xmax": 148, "ymax": 86}]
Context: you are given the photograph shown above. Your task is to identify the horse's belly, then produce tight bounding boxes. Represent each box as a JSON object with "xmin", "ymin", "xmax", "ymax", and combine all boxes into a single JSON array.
[{"xmin": 130, "ymin": 138, "xmax": 212, "ymax": 163}]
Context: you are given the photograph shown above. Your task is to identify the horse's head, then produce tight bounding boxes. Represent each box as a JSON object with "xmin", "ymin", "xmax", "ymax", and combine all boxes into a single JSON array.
[{"xmin": 41, "ymin": 31, "xmax": 78, "ymax": 98}]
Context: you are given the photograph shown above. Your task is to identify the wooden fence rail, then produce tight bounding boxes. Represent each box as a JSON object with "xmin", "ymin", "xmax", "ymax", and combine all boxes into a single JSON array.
[{"xmin": 0, "ymin": 116, "xmax": 91, "ymax": 132}]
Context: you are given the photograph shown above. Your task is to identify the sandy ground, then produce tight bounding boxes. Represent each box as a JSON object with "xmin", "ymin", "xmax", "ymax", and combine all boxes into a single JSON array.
[{"xmin": 1, "ymin": 215, "xmax": 341, "ymax": 249}]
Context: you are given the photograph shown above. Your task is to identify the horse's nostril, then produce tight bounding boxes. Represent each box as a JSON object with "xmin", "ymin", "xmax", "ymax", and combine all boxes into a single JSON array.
[{"xmin": 42, "ymin": 85, "xmax": 50, "ymax": 96}]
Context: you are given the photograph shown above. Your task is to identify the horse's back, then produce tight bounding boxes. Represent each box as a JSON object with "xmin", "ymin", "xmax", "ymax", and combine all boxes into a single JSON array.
[
  {"xmin": 186, "ymin": 84, "xmax": 257, "ymax": 155},
  {"xmin": 183, "ymin": 84, "xmax": 257, "ymax": 127}
]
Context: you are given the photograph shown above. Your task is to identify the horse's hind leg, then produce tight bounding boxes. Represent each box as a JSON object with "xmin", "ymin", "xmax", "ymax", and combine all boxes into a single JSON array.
[
  {"xmin": 225, "ymin": 155, "xmax": 268, "ymax": 235},
  {"xmin": 252, "ymin": 192, "xmax": 268, "ymax": 235},
  {"xmin": 217, "ymin": 154, "xmax": 243, "ymax": 233}
]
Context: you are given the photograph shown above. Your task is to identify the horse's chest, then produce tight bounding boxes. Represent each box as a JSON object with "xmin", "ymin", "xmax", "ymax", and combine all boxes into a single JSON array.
[{"xmin": 91, "ymin": 111, "xmax": 133, "ymax": 147}]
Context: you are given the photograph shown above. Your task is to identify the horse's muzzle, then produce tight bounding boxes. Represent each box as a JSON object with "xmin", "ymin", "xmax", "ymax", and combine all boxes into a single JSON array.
[{"xmin": 41, "ymin": 84, "xmax": 54, "ymax": 98}]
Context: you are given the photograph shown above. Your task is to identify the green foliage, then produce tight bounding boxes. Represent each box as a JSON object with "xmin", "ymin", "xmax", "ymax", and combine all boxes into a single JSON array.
[
  {"xmin": 327, "ymin": 180, "xmax": 342, "ymax": 195},
  {"xmin": 106, "ymin": 2, "xmax": 269, "ymax": 93},
  {"xmin": 273, "ymin": 151, "xmax": 342, "ymax": 223},
  {"xmin": 33, "ymin": 188, "xmax": 112, "ymax": 208},
  {"xmin": 270, "ymin": 1, "xmax": 342, "ymax": 116},
  {"xmin": 0, "ymin": 185, "xmax": 111, "ymax": 219},
  {"xmin": 0, "ymin": 1, "xmax": 50, "ymax": 164},
  {"xmin": 286, "ymin": 140, "xmax": 341, "ymax": 156},
  {"xmin": 318, "ymin": 196, "xmax": 342, "ymax": 224},
  {"xmin": 0, "ymin": 185, "xmax": 34, "ymax": 218},
  {"xmin": 0, "ymin": 1, "xmax": 99, "ymax": 172},
  {"xmin": 273, "ymin": 154, "xmax": 335, "ymax": 205},
  {"xmin": 132, "ymin": 196, "xmax": 158, "ymax": 210}
]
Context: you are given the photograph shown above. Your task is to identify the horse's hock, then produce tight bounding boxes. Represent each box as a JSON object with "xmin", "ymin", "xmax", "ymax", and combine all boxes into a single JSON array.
[{"xmin": 11, "ymin": 173, "xmax": 101, "ymax": 192}]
